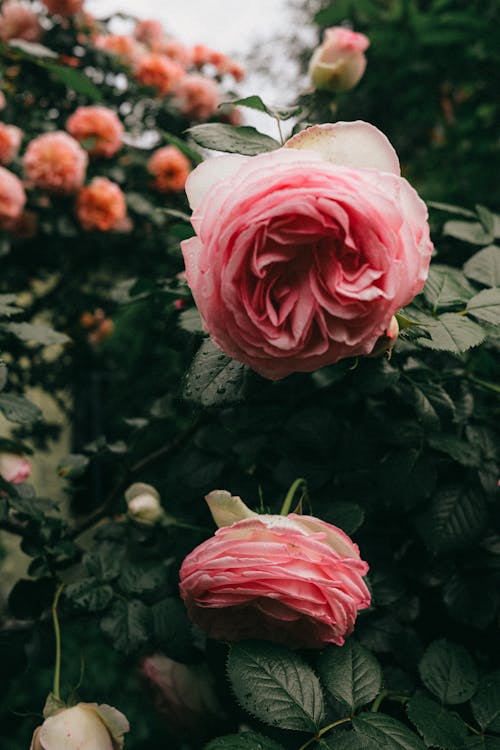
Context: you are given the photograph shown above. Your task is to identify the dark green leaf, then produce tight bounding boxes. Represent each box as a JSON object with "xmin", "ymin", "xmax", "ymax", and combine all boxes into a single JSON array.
[
  {"xmin": 83, "ymin": 541, "xmax": 126, "ymax": 581},
  {"xmin": 178, "ymin": 307, "xmax": 204, "ymax": 334},
  {"xmin": 227, "ymin": 641, "xmax": 325, "ymax": 732},
  {"xmin": 466, "ymin": 738, "xmax": 500, "ymax": 750},
  {"xmin": 100, "ymin": 599, "xmax": 150, "ymax": 655},
  {"xmin": 151, "ymin": 598, "xmax": 193, "ymax": 660},
  {"xmin": 443, "ymin": 220, "xmax": 494, "ymax": 245},
  {"xmin": 443, "ymin": 574, "xmax": 499, "ymax": 629},
  {"xmin": 204, "ymin": 733, "xmax": 285, "ymax": 750},
  {"xmin": 324, "ymin": 502, "xmax": 365, "ymax": 535},
  {"xmin": 353, "ymin": 713, "xmax": 426, "ymax": 750},
  {"xmin": 407, "ymin": 691, "xmax": 468, "ymax": 748},
  {"xmin": 423, "ymin": 266, "xmax": 474, "ymax": 309},
  {"xmin": 464, "ymin": 246, "xmax": 500, "ymax": 287},
  {"xmin": 428, "ymin": 202, "xmax": 475, "ymax": 218},
  {"xmin": 187, "ymin": 123, "xmax": 280, "ymax": 155},
  {"xmin": 319, "ymin": 640, "xmax": 382, "ymax": 711},
  {"xmin": 466, "ymin": 288, "xmax": 500, "ymax": 324},
  {"xmin": 471, "ymin": 671, "xmax": 500, "ymax": 732},
  {"xmin": 184, "ymin": 338, "xmax": 249, "ymax": 407},
  {"xmin": 419, "ymin": 639, "xmax": 478, "ymax": 704},
  {"xmin": 57, "ymin": 454, "xmax": 89, "ymax": 478},
  {"xmin": 118, "ymin": 559, "xmax": 171, "ymax": 598},
  {"xmin": 65, "ymin": 577, "xmax": 114, "ymax": 613},
  {"xmin": 0, "ymin": 393, "xmax": 42, "ymax": 424},
  {"xmin": 43, "ymin": 61, "xmax": 103, "ymax": 100},
  {"xmin": 411, "ymin": 381, "xmax": 456, "ymax": 428},
  {"xmin": 427, "ymin": 434, "xmax": 481, "ymax": 466},
  {"xmin": 417, "ymin": 313, "xmax": 485, "ymax": 354},
  {"xmin": 417, "ymin": 486, "xmax": 487, "ymax": 553},
  {"xmin": 224, "ymin": 95, "xmax": 301, "ymax": 120}
]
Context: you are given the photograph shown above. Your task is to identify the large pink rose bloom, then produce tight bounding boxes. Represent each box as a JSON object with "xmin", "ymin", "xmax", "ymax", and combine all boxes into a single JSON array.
[
  {"xmin": 23, "ymin": 131, "xmax": 87, "ymax": 194},
  {"xmin": 0, "ymin": 165, "xmax": 26, "ymax": 227},
  {"xmin": 181, "ymin": 121, "xmax": 433, "ymax": 380},
  {"xmin": 179, "ymin": 491, "xmax": 370, "ymax": 649},
  {"xmin": 67, "ymin": 106, "xmax": 123, "ymax": 158}
]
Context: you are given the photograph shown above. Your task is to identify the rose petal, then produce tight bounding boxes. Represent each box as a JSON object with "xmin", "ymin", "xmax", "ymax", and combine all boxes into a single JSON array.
[
  {"xmin": 185, "ymin": 153, "xmax": 249, "ymax": 210},
  {"xmin": 285, "ymin": 121, "xmax": 400, "ymax": 175}
]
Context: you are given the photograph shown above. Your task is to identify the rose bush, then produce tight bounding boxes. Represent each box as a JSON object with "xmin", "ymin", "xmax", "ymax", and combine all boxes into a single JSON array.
[
  {"xmin": 182, "ymin": 121, "xmax": 432, "ymax": 379},
  {"xmin": 179, "ymin": 490, "xmax": 370, "ymax": 648}
]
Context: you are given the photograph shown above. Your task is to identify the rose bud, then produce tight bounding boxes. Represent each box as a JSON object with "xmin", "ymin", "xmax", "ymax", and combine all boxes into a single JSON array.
[
  {"xmin": 179, "ymin": 490, "xmax": 371, "ymax": 649},
  {"xmin": 125, "ymin": 482, "xmax": 164, "ymax": 525},
  {"xmin": 181, "ymin": 121, "xmax": 432, "ymax": 380},
  {"xmin": 368, "ymin": 315, "xmax": 399, "ymax": 357},
  {"xmin": 140, "ymin": 654, "xmax": 226, "ymax": 738},
  {"xmin": 0, "ymin": 452, "xmax": 31, "ymax": 483},
  {"xmin": 30, "ymin": 702, "xmax": 129, "ymax": 750},
  {"xmin": 309, "ymin": 27, "xmax": 370, "ymax": 93}
]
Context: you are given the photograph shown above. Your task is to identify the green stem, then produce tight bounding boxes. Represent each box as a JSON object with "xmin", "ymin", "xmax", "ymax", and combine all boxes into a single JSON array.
[
  {"xmin": 52, "ymin": 583, "xmax": 64, "ymax": 700},
  {"xmin": 276, "ymin": 116, "xmax": 285, "ymax": 145},
  {"xmin": 371, "ymin": 689, "xmax": 389, "ymax": 712},
  {"xmin": 464, "ymin": 723, "xmax": 482, "ymax": 737},
  {"xmin": 297, "ymin": 717, "xmax": 352, "ymax": 750},
  {"xmin": 468, "ymin": 374, "xmax": 500, "ymax": 394},
  {"xmin": 280, "ymin": 478, "xmax": 308, "ymax": 516}
]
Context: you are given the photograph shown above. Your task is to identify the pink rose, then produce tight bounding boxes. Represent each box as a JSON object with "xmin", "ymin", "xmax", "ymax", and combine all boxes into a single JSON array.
[
  {"xmin": 173, "ymin": 74, "xmax": 220, "ymax": 121},
  {"xmin": 181, "ymin": 121, "xmax": 433, "ymax": 380},
  {"xmin": 93, "ymin": 34, "xmax": 143, "ymax": 67},
  {"xmin": 135, "ymin": 53, "xmax": 184, "ymax": 96},
  {"xmin": 0, "ymin": 452, "xmax": 31, "ymax": 483},
  {"xmin": 147, "ymin": 145, "xmax": 190, "ymax": 192},
  {"xmin": 23, "ymin": 131, "xmax": 87, "ymax": 194},
  {"xmin": 0, "ymin": 1, "xmax": 43, "ymax": 43},
  {"xmin": 133, "ymin": 18, "xmax": 164, "ymax": 47},
  {"xmin": 0, "ymin": 165, "xmax": 26, "ymax": 227},
  {"xmin": 179, "ymin": 490, "xmax": 371, "ymax": 649},
  {"xmin": 0, "ymin": 123, "xmax": 22, "ymax": 165},
  {"xmin": 309, "ymin": 27, "xmax": 370, "ymax": 92},
  {"xmin": 75, "ymin": 177, "xmax": 127, "ymax": 232},
  {"xmin": 140, "ymin": 654, "xmax": 226, "ymax": 737},
  {"xmin": 66, "ymin": 106, "xmax": 123, "ymax": 159},
  {"xmin": 42, "ymin": 0, "xmax": 84, "ymax": 17}
]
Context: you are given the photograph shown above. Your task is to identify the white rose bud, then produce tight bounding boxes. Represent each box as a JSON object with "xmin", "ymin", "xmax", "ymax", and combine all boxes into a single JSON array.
[
  {"xmin": 125, "ymin": 482, "xmax": 164, "ymax": 525},
  {"xmin": 309, "ymin": 26, "xmax": 370, "ymax": 93},
  {"xmin": 0, "ymin": 452, "xmax": 31, "ymax": 483},
  {"xmin": 30, "ymin": 702, "xmax": 129, "ymax": 750}
]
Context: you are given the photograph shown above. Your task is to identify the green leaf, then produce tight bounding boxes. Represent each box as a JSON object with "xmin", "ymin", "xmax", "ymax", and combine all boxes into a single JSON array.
[
  {"xmin": 428, "ymin": 202, "xmax": 476, "ymax": 218},
  {"xmin": 118, "ymin": 559, "xmax": 170, "ymax": 598},
  {"xmin": 416, "ymin": 313, "xmax": 485, "ymax": 354},
  {"xmin": 419, "ymin": 639, "xmax": 478, "ymax": 705},
  {"xmin": 205, "ymin": 733, "xmax": 285, "ymax": 750},
  {"xmin": 151, "ymin": 598, "xmax": 193, "ymax": 660},
  {"xmin": 427, "ymin": 433, "xmax": 481, "ymax": 466},
  {"xmin": 57, "ymin": 453, "xmax": 89, "ymax": 478},
  {"xmin": 227, "ymin": 641, "xmax": 325, "ymax": 732},
  {"xmin": 187, "ymin": 123, "xmax": 281, "ymax": 155},
  {"xmin": 377, "ymin": 448, "xmax": 435, "ymax": 509},
  {"xmin": 6, "ymin": 39, "xmax": 57, "ymax": 58},
  {"xmin": 224, "ymin": 95, "xmax": 301, "ymax": 120},
  {"xmin": 411, "ymin": 381, "xmax": 456, "ymax": 428},
  {"xmin": 353, "ymin": 713, "xmax": 426, "ymax": 750},
  {"xmin": 464, "ymin": 246, "xmax": 500, "ymax": 287},
  {"xmin": 178, "ymin": 307, "xmax": 204, "ymax": 334},
  {"xmin": 83, "ymin": 541, "xmax": 126, "ymax": 581},
  {"xmin": 466, "ymin": 738, "xmax": 500, "ymax": 750},
  {"xmin": 423, "ymin": 266, "xmax": 474, "ymax": 309},
  {"xmin": 319, "ymin": 640, "xmax": 382, "ymax": 711},
  {"xmin": 324, "ymin": 502, "xmax": 365, "ymax": 535},
  {"xmin": 100, "ymin": 599, "xmax": 150, "ymax": 655},
  {"xmin": 0, "ymin": 394, "xmax": 42, "ymax": 424},
  {"xmin": 443, "ymin": 220, "xmax": 494, "ymax": 245},
  {"xmin": 407, "ymin": 691, "xmax": 468, "ymax": 748},
  {"xmin": 184, "ymin": 338, "xmax": 249, "ymax": 407},
  {"xmin": 43, "ymin": 60, "xmax": 103, "ymax": 100},
  {"xmin": 466, "ymin": 288, "xmax": 500, "ymax": 324},
  {"xmin": 417, "ymin": 486, "xmax": 487, "ymax": 553},
  {"xmin": 471, "ymin": 671, "xmax": 500, "ymax": 732},
  {"xmin": 65, "ymin": 577, "xmax": 114, "ymax": 613},
  {"xmin": 5, "ymin": 322, "xmax": 70, "ymax": 345},
  {"xmin": 443, "ymin": 574, "xmax": 499, "ymax": 629}
]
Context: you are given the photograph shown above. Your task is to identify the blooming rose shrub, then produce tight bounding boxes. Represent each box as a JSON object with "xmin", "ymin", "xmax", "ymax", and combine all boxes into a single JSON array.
[
  {"xmin": 309, "ymin": 26, "xmax": 370, "ymax": 92},
  {"xmin": 23, "ymin": 131, "xmax": 88, "ymax": 194},
  {"xmin": 30, "ymin": 703, "xmax": 129, "ymax": 750},
  {"xmin": 179, "ymin": 491, "xmax": 370, "ymax": 648},
  {"xmin": 182, "ymin": 121, "xmax": 432, "ymax": 379},
  {"xmin": 66, "ymin": 106, "xmax": 123, "ymax": 158},
  {"xmin": 75, "ymin": 177, "xmax": 127, "ymax": 231},
  {"xmin": 147, "ymin": 145, "xmax": 191, "ymax": 192}
]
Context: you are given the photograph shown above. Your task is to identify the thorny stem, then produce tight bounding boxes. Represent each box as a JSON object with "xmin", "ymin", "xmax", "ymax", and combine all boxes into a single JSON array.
[
  {"xmin": 297, "ymin": 717, "xmax": 352, "ymax": 750},
  {"xmin": 52, "ymin": 583, "xmax": 64, "ymax": 701},
  {"xmin": 280, "ymin": 477, "xmax": 308, "ymax": 516}
]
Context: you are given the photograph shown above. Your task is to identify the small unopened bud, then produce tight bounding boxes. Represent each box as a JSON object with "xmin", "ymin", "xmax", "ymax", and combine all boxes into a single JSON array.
[
  {"xmin": 309, "ymin": 27, "xmax": 369, "ymax": 93},
  {"xmin": 125, "ymin": 482, "xmax": 164, "ymax": 525},
  {"xmin": 0, "ymin": 452, "xmax": 31, "ymax": 483},
  {"xmin": 368, "ymin": 315, "xmax": 399, "ymax": 358}
]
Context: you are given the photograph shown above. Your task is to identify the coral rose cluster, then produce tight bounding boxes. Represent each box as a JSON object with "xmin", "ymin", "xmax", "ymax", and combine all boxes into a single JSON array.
[
  {"xmin": 182, "ymin": 121, "xmax": 433, "ymax": 379},
  {"xmin": 179, "ymin": 491, "xmax": 371, "ymax": 649}
]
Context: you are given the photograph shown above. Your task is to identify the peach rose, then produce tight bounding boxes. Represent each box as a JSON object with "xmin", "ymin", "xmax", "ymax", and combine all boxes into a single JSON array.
[
  {"xmin": 135, "ymin": 53, "xmax": 184, "ymax": 96},
  {"xmin": 0, "ymin": 123, "xmax": 22, "ymax": 165},
  {"xmin": 179, "ymin": 490, "xmax": 371, "ymax": 648},
  {"xmin": 75, "ymin": 176, "xmax": 126, "ymax": 231},
  {"xmin": 30, "ymin": 702, "xmax": 129, "ymax": 750},
  {"xmin": 94, "ymin": 34, "xmax": 142, "ymax": 67},
  {"xmin": 151, "ymin": 38, "xmax": 191, "ymax": 68},
  {"xmin": 0, "ymin": 1, "xmax": 43, "ymax": 43},
  {"xmin": 181, "ymin": 121, "xmax": 432, "ymax": 380},
  {"xmin": 309, "ymin": 26, "xmax": 370, "ymax": 92},
  {"xmin": 42, "ymin": 0, "xmax": 84, "ymax": 17},
  {"xmin": 173, "ymin": 74, "xmax": 219, "ymax": 121},
  {"xmin": 147, "ymin": 145, "xmax": 190, "ymax": 192},
  {"xmin": 134, "ymin": 18, "xmax": 164, "ymax": 47},
  {"xmin": 67, "ymin": 106, "xmax": 123, "ymax": 159},
  {"xmin": 0, "ymin": 165, "xmax": 26, "ymax": 227},
  {"xmin": 141, "ymin": 654, "xmax": 226, "ymax": 738},
  {"xmin": 0, "ymin": 452, "xmax": 31, "ymax": 483},
  {"xmin": 23, "ymin": 131, "xmax": 87, "ymax": 194}
]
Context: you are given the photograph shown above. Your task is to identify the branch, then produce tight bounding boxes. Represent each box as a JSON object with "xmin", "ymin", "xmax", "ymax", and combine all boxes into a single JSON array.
[{"xmin": 0, "ymin": 518, "xmax": 27, "ymax": 536}]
